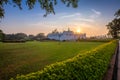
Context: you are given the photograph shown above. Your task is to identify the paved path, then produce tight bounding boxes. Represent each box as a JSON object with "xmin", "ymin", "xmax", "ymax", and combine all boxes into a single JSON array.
[{"xmin": 117, "ymin": 41, "xmax": 120, "ymax": 80}]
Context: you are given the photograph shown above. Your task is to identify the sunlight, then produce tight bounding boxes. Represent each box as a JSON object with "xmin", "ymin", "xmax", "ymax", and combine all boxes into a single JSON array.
[{"xmin": 76, "ymin": 29, "xmax": 81, "ymax": 33}]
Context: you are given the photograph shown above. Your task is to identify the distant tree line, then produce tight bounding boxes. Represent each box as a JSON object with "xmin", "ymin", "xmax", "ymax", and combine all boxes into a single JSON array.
[{"xmin": 0, "ymin": 29, "xmax": 48, "ymax": 42}]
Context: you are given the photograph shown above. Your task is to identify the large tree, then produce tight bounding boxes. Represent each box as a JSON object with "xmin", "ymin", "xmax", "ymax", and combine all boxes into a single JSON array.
[
  {"xmin": 107, "ymin": 9, "xmax": 120, "ymax": 39},
  {"xmin": 0, "ymin": 0, "xmax": 79, "ymax": 18}
]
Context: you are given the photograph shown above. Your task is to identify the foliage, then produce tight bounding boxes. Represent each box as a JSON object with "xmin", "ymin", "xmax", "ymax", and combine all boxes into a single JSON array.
[
  {"xmin": 0, "ymin": 0, "xmax": 79, "ymax": 18},
  {"xmin": 0, "ymin": 29, "xmax": 5, "ymax": 41},
  {"xmin": 78, "ymin": 39, "xmax": 113, "ymax": 42},
  {"xmin": 35, "ymin": 33, "xmax": 46, "ymax": 40},
  {"xmin": 10, "ymin": 40, "xmax": 117, "ymax": 80},
  {"xmin": 3, "ymin": 32, "xmax": 47, "ymax": 41},
  {"xmin": 107, "ymin": 9, "xmax": 120, "ymax": 39},
  {"xmin": 115, "ymin": 9, "xmax": 120, "ymax": 18},
  {"xmin": 107, "ymin": 18, "xmax": 120, "ymax": 38},
  {"xmin": 4, "ymin": 33, "xmax": 27, "ymax": 41},
  {"xmin": 28, "ymin": 34, "xmax": 35, "ymax": 41}
]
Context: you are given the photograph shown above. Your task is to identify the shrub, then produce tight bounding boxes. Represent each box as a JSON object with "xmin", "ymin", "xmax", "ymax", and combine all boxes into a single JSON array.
[
  {"xmin": 10, "ymin": 40, "xmax": 117, "ymax": 80},
  {"xmin": 78, "ymin": 39, "xmax": 113, "ymax": 42}
]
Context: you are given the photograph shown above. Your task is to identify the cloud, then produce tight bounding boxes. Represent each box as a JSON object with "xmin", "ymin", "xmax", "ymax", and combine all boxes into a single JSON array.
[
  {"xmin": 75, "ymin": 18, "xmax": 95, "ymax": 22},
  {"xmin": 90, "ymin": 9, "xmax": 101, "ymax": 18},
  {"xmin": 29, "ymin": 21, "xmax": 58, "ymax": 27},
  {"xmin": 91, "ymin": 9, "xmax": 101, "ymax": 15},
  {"xmin": 60, "ymin": 13, "xmax": 81, "ymax": 19}
]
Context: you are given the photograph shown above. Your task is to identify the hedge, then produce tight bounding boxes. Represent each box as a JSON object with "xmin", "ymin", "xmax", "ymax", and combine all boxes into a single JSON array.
[{"xmin": 10, "ymin": 40, "xmax": 117, "ymax": 80}]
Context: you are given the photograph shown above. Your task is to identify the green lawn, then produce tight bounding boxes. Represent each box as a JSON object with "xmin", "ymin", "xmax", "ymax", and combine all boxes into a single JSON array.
[{"xmin": 0, "ymin": 41, "xmax": 105, "ymax": 80}]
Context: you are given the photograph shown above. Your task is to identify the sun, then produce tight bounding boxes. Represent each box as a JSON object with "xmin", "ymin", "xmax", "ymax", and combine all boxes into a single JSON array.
[{"xmin": 76, "ymin": 29, "xmax": 81, "ymax": 33}]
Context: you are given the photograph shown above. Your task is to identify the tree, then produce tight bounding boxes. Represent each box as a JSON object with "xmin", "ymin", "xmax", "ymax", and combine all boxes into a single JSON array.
[
  {"xmin": 28, "ymin": 34, "xmax": 35, "ymax": 40},
  {"xmin": 107, "ymin": 9, "xmax": 120, "ymax": 39},
  {"xmin": 15, "ymin": 33, "xmax": 28, "ymax": 40},
  {"xmin": 0, "ymin": 29, "xmax": 5, "ymax": 41},
  {"xmin": 52, "ymin": 29, "xmax": 58, "ymax": 33},
  {"xmin": 0, "ymin": 0, "xmax": 79, "ymax": 18},
  {"xmin": 4, "ymin": 34, "xmax": 15, "ymax": 40},
  {"xmin": 115, "ymin": 9, "xmax": 120, "ymax": 18},
  {"xmin": 35, "ymin": 33, "xmax": 46, "ymax": 40},
  {"xmin": 4, "ymin": 33, "xmax": 27, "ymax": 40}
]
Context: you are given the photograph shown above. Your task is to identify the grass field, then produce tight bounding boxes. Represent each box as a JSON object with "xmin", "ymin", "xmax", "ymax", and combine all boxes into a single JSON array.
[{"xmin": 0, "ymin": 41, "xmax": 105, "ymax": 80}]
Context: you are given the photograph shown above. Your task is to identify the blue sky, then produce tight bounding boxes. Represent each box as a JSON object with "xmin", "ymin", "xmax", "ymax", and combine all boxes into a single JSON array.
[{"xmin": 0, "ymin": 0, "xmax": 120, "ymax": 36}]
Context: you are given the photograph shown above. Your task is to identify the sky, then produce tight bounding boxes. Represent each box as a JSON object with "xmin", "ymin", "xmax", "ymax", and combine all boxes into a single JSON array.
[{"xmin": 0, "ymin": 0, "xmax": 120, "ymax": 37}]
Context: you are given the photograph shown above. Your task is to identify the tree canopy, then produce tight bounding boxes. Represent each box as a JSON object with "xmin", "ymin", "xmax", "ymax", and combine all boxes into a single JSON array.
[
  {"xmin": 0, "ymin": 0, "xmax": 79, "ymax": 18},
  {"xmin": 115, "ymin": 9, "xmax": 120, "ymax": 18},
  {"xmin": 107, "ymin": 9, "xmax": 120, "ymax": 38}
]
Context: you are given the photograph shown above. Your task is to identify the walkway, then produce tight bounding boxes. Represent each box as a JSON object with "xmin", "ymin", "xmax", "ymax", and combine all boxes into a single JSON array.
[{"xmin": 117, "ymin": 40, "xmax": 120, "ymax": 80}]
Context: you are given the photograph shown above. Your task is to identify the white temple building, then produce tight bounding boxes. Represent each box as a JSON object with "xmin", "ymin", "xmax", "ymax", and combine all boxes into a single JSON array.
[{"xmin": 47, "ymin": 29, "xmax": 86, "ymax": 41}]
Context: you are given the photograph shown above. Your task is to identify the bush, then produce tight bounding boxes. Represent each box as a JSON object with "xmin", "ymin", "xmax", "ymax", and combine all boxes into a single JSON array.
[
  {"xmin": 78, "ymin": 39, "xmax": 113, "ymax": 42},
  {"xmin": 2, "ymin": 40, "xmax": 26, "ymax": 43},
  {"xmin": 10, "ymin": 40, "xmax": 117, "ymax": 80}
]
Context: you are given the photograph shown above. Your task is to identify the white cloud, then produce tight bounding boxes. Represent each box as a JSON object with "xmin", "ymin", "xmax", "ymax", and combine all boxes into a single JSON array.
[
  {"xmin": 91, "ymin": 9, "xmax": 101, "ymax": 15},
  {"xmin": 60, "ymin": 13, "xmax": 81, "ymax": 19},
  {"xmin": 75, "ymin": 18, "xmax": 95, "ymax": 22},
  {"xmin": 90, "ymin": 9, "xmax": 101, "ymax": 18},
  {"xmin": 29, "ymin": 21, "xmax": 58, "ymax": 27}
]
